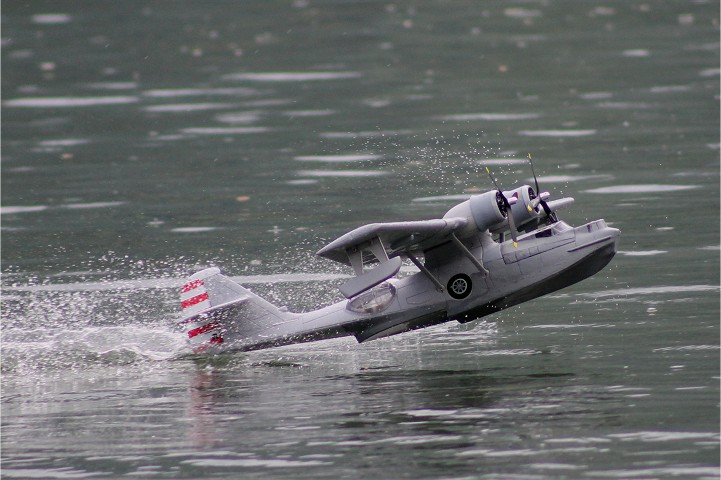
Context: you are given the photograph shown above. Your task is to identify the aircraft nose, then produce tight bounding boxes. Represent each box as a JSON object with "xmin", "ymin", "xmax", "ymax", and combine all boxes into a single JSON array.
[
  {"xmin": 594, "ymin": 221, "xmax": 621, "ymax": 249},
  {"xmin": 607, "ymin": 226, "xmax": 621, "ymax": 252},
  {"xmin": 571, "ymin": 220, "xmax": 621, "ymax": 254}
]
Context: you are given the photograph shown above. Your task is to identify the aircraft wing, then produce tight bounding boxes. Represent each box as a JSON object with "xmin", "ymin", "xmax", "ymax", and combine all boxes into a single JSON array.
[{"xmin": 316, "ymin": 217, "xmax": 468, "ymax": 267}]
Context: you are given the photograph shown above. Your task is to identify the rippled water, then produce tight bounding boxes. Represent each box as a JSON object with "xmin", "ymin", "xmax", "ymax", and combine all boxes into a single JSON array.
[{"xmin": 2, "ymin": 1, "xmax": 719, "ymax": 478}]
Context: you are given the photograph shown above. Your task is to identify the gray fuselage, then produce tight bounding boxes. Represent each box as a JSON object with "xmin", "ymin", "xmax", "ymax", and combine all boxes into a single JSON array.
[{"xmin": 216, "ymin": 219, "xmax": 620, "ymax": 352}]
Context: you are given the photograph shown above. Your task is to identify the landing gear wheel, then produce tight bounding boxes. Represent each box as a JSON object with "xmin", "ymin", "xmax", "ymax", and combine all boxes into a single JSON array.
[{"xmin": 447, "ymin": 274, "xmax": 472, "ymax": 300}]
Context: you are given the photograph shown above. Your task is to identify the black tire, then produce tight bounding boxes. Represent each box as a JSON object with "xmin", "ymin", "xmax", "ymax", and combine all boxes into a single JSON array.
[{"xmin": 447, "ymin": 274, "xmax": 472, "ymax": 300}]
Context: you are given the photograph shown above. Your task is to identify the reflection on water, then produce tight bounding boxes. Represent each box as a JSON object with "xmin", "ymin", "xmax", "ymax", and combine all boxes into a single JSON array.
[
  {"xmin": 5, "ymin": 342, "xmax": 717, "ymax": 478},
  {"xmin": 2, "ymin": 0, "xmax": 718, "ymax": 478}
]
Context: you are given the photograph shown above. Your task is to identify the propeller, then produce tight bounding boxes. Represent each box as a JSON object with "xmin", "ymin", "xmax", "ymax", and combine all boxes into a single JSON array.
[
  {"xmin": 527, "ymin": 153, "xmax": 558, "ymax": 222},
  {"xmin": 485, "ymin": 166, "xmax": 519, "ymax": 247}
]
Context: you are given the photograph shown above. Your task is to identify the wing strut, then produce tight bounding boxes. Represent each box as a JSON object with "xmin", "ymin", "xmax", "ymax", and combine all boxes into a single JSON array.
[
  {"xmin": 347, "ymin": 247, "xmax": 364, "ymax": 276},
  {"xmin": 369, "ymin": 236, "xmax": 388, "ymax": 262},
  {"xmin": 406, "ymin": 252, "xmax": 444, "ymax": 293},
  {"xmin": 450, "ymin": 233, "xmax": 489, "ymax": 277}
]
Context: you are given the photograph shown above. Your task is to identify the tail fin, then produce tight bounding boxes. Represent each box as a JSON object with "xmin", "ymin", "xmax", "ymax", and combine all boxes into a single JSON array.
[{"xmin": 177, "ymin": 267, "xmax": 291, "ymax": 353}]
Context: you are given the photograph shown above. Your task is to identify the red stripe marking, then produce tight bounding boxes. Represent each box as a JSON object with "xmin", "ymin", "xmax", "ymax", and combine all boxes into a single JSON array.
[
  {"xmin": 181, "ymin": 279, "xmax": 204, "ymax": 293},
  {"xmin": 181, "ymin": 292, "xmax": 209, "ymax": 310},
  {"xmin": 187, "ymin": 321, "xmax": 219, "ymax": 339},
  {"xmin": 209, "ymin": 335, "xmax": 224, "ymax": 344}
]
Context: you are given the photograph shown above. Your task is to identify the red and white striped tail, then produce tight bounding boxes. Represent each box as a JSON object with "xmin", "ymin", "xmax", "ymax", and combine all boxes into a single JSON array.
[
  {"xmin": 177, "ymin": 267, "xmax": 227, "ymax": 353},
  {"xmin": 180, "ymin": 279, "xmax": 211, "ymax": 316},
  {"xmin": 176, "ymin": 266, "xmax": 294, "ymax": 354}
]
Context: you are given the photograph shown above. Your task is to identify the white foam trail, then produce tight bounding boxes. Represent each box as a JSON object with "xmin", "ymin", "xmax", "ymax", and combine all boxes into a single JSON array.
[
  {"xmin": 518, "ymin": 129, "xmax": 597, "ymax": 137},
  {"xmin": 530, "ymin": 174, "xmax": 613, "ymax": 182},
  {"xmin": 2, "ymin": 202, "xmax": 126, "ymax": 214},
  {"xmin": 296, "ymin": 170, "xmax": 388, "ymax": 177},
  {"xmin": 1, "ymin": 325, "xmax": 189, "ymax": 372},
  {"xmin": 215, "ymin": 112, "xmax": 262, "ymax": 123},
  {"xmin": 181, "ymin": 458, "xmax": 331, "ymax": 468},
  {"xmin": 5, "ymin": 273, "xmax": 352, "ymax": 292},
  {"xmin": 585, "ymin": 184, "xmax": 701, "ymax": 194},
  {"xmin": 32, "ymin": 14, "xmax": 72, "ymax": 24},
  {"xmin": 143, "ymin": 87, "xmax": 256, "ymax": 97},
  {"xmin": 4, "ymin": 96, "xmax": 139, "ymax": 107},
  {"xmin": 286, "ymin": 179, "xmax": 319, "ymax": 185},
  {"xmin": 700, "ymin": 68, "xmax": 720, "ymax": 77},
  {"xmin": 574, "ymin": 285, "xmax": 720, "ymax": 299},
  {"xmin": 143, "ymin": 103, "xmax": 233, "ymax": 112},
  {"xmin": 412, "ymin": 194, "xmax": 471, "ymax": 202},
  {"xmin": 0, "ymin": 206, "xmax": 48, "ymax": 215},
  {"xmin": 87, "ymin": 82, "xmax": 138, "ymax": 90},
  {"xmin": 579, "ymin": 92, "xmax": 613, "ymax": 100},
  {"xmin": 618, "ymin": 250, "xmax": 667, "ymax": 256},
  {"xmin": 39, "ymin": 139, "xmax": 90, "ymax": 147},
  {"xmin": 623, "ymin": 49, "xmax": 651, "ymax": 57},
  {"xmin": 225, "ymin": 72, "xmax": 361, "ymax": 81},
  {"xmin": 181, "ymin": 127, "xmax": 271, "ymax": 135},
  {"xmin": 170, "ymin": 227, "xmax": 220, "ymax": 233},
  {"xmin": 440, "ymin": 113, "xmax": 540, "ymax": 121},
  {"xmin": 320, "ymin": 130, "xmax": 414, "ymax": 138},
  {"xmin": 283, "ymin": 110, "xmax": 335, "ymax": 117},
  {"xmin": 476, "ymin": 158, "xmax": 529, "ymax": 166},
  {"xmin": 60, "ymin": 201, "xmax": 127, "ymax": 210},
  {"xmin": 294, "ymin": 155, "xmax": 382, "ymax": 162}
]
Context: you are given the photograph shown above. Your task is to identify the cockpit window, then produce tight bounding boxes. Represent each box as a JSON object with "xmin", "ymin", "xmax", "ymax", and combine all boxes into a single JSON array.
[
  {"xmin": 517, "ymin": 221, "xmax": 572, "ymax": 242},
  {"xmin": 496, "ymin": 221, "xmax": 572, "ymax": 245},
  {"xmin": 534, "ymin": 221, "xmax": 572, "ymax": 238},
  {"xmin": 551, "ymin": 221, "xmax": 572, "ymax": 234}
]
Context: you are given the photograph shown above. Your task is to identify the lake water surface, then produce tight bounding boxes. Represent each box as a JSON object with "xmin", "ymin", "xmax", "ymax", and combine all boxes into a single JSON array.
[{"xmin": 2, "ymin": 1, "xmax": 719, "ymax": 478}]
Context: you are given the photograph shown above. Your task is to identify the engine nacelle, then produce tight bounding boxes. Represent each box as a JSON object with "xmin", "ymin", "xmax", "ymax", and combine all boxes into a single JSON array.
[
  {"xmin": 496, "ymin": 185, "xmax": 544, "ymax": 233},
  {"xmin": 443, "ymin": 190, "xmax": 507, "ymax": 238},
  {"xmin": 444, "ymin": 186, "xmax": 551, "ymax": 239}
]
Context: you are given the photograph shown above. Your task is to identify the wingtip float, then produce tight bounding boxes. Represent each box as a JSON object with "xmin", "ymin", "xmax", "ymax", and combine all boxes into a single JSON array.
[{"xmin": 176, "ymin": 159, "xmax": 620, "ymax": 354}]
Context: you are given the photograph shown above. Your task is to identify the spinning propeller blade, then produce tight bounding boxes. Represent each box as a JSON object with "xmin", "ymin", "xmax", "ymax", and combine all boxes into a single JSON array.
[
  {"xmin": 485, "ymin": 166, "xmax": 519, "ymax": 247},
  {"xmin": 527, "ymin": 153, "xmax": 557, "ymax": 222}
]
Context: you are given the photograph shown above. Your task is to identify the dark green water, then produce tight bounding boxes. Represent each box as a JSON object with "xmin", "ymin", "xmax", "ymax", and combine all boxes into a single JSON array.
[{"xmin": 2, "ymin": 1, "xmax": 719, "ymax": 478}]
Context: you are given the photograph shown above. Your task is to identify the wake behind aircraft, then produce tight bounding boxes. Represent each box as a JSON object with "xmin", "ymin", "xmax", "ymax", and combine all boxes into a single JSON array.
[{"xmin": 176, "ymin": 158, "xmax": 620, "ymax": 354}]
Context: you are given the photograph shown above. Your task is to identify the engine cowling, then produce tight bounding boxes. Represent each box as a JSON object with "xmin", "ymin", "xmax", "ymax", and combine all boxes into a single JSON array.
[
  {"xmin": 443, "ymin": 190, "xmax": 507, "ymax": 238},
  {"xmin": 498, "ymin": 185, "xmax": 544, "ymax": 232},
  {"xmin": 444, "ymin": 186, "xmax": 550, "ymax": 239}
]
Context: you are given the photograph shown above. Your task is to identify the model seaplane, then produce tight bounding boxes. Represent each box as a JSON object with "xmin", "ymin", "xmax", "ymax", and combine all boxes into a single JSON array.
[{"xmin": 177, "ymin": 158, "xmax": 620, "ymax": 354}]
